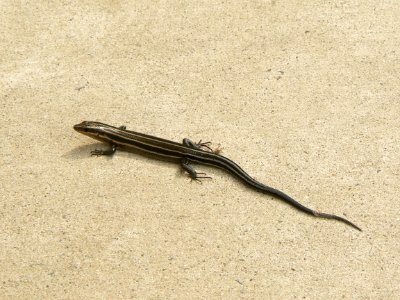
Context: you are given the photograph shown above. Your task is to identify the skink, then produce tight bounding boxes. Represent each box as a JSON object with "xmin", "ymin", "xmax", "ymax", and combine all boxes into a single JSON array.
[{"xmin": 74, "ymin": 121, "xmax": 361, "ymax": 231}]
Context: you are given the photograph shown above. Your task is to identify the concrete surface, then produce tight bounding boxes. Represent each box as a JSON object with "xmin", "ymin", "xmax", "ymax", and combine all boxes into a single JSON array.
[{"xmin": 1, "ymin": 1, "xmax": 399, "ymax": 299}]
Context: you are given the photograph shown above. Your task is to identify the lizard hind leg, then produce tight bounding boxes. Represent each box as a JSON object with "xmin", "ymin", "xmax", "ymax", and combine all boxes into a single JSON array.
[
  {"xmin": 181, "ymin": 158, "xmax": 212, "ymax": 183},
  {"xmin": 183, "ymin": 138, "xmax": 214, "ymax": 152}
]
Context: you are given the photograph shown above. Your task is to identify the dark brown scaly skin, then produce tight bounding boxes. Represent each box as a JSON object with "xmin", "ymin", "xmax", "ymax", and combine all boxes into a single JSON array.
[{"xmin": 74, "ymin": 121, "xmax": 361, "ymax": 231}]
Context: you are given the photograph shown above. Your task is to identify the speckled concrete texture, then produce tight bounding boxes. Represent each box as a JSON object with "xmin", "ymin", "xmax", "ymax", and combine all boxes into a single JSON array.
[{"xmin": 1, "ymin": 1, "xmax": 399, "ymax": 298}]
